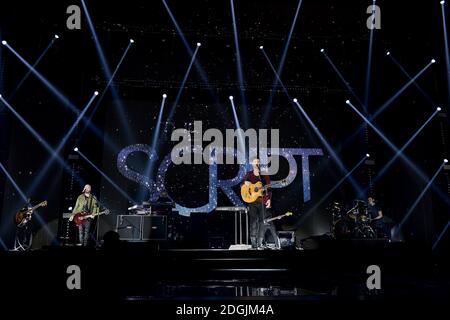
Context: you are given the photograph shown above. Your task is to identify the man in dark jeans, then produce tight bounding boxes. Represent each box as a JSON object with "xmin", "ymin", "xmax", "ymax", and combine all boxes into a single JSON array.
[
  {"xmin": 69, "ymin": 184, "xmax": 99, "ymax": 246},
  {"xmin": 242, "ymin": 158, "xmax": 279, "ymax": 249},
  {"xmin": 367, "ymin": 196, "xmax": 387, "ymax": 238}
]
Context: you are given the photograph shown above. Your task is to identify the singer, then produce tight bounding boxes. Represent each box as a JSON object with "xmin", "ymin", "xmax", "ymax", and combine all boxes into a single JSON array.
[
  {"xmin": 242, "ymin": 158, "xmax": 278, "ymax": 249},
  {"xmin": 69, "ymin": 184, "xmax": 99, "ymax": 246}
]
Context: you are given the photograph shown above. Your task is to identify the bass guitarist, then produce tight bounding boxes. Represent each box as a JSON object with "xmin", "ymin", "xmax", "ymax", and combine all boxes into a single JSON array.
[
  {"xmin": 69, "ymin": 184, "xmax": 99, "ymax": 246},
  {"xmin": 242, "ymin": 158, "xmax": 279, "ymax": 249}
]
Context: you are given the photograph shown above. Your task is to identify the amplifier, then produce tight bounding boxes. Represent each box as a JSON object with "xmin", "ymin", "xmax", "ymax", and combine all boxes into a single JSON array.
[
  {"xmin": 116, "ymin": 215, "xmax": 167, "ymax": 241},
  {"xmin": 116, "ymin": 215, "xmax": 142, "ymax": 241},
  {"xmin": 142, "ymin": 216, "xmax": 167, "ymax": 240}
]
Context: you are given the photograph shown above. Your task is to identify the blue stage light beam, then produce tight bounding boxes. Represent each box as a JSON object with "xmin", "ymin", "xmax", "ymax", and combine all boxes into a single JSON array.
[
  {"xmin": 321, "ymin": 49, "xmax": 365, "ymax": 108},
  {"xmin": 77, "ymin": 149, "xmax": 136, "ymax": 204},
  {"xmin": 230, "ymin": 0, "xmax": 248, "ymax": 128},
  {"xmin": 0, "ymin": 162, "xmax": 28, "ymax": 202},
  {"xmin": 78, "ymin": 40, "xmax": 134, "ymax": 148},
  {"xmin": 229, "ymin": 95, "xmax": 246, "ymax": 152},
  {"xmin": 372, "ymin": 59, "xmax": 435, "ymax": 119},
  {"xmin": 387, "ymin": 52, "xmax": 436, "ymax": 107},
  {"xmin": 441, "ymin": 1, "xmax": 450, "ymax": 109},
  {"xmin": 2, "ymin": 41, "xmax": 78, "ymax": 114},
  {"xmin": 80, "ymin": 0, "xmax": 112, "ymax": 78},
  {"xmin": 294, "ymin": 99, "xmax": 364, "ymax": 195},
  {"xmin": 2, "ymin": 40, "xmax": 112, "ymax": 145},
  {"xmin": 433, "ymin": 217, "xmax": 450, "ymax": 250},
  {"xmin": 262, "ymin": 0, "xmax": 304, "ymax": 126},
  {"xmin": 80, "ymin": 0, "xmax": 134, "ymax": 143},
  {"xmin": 137, "ymin": 94, "xmax": 168, "ymax": 200},
  {"xmin": 161, "ymin": 0, "xmax": 210, "ymax": 85},
  {"xmin": 161, "ymin": 43, "xmax": 201, "ymax": 139},
  {"xmin": 338, "ymin": 58, "xmax": 435, "ymax": 148},
  {"xmin": 9, "ymin": 36, "xmax": 57, "ymax": 99},
  {"xmin": 363, "ymin": 0, "xmax": 377, "ymax": 113},
  {"xmin": 0, "ymin": 162, "xmax": 58, "ymax": 246},
  {"xmin": 346, "ymin": 99, "xmax": 410, "ymax": 155},
  {"xmin": 0, "ymin": 94, "xmax": 59, "ymax": 155},
  {"xmin": 298, "ymin": 154, "xmax": 369, "ymax": 224},
  {"xmin": 261, "ymin": 47, "xmax": 363, "ymax": 193},
  {"xmin": 0, "ymin": 237, "xmax": 7, "ymax": 250},
  {"xmin": 161, "ymin": 0, "xmax": 229, "ymax": 124},
  {"xmin": 374, "ymin": 107, "xmax": 440, "ymax": 181},
  {"xmin": 0, "ymin": 95, "xmax": 82, "ymax": 184},
  {"xmin": 396, "ymin": 161, "xmax": 446, "ymax": 235},
  {"xmin": 26, "ymin": 92, "xmax": 98, "ymax": 195},
  {"xmin": 345, "ymin": 99, "xmax": 450, "ymax": 208},
  {"xmin": 151, "ymin": 94, "xmax": 168, "ymax": 157}
]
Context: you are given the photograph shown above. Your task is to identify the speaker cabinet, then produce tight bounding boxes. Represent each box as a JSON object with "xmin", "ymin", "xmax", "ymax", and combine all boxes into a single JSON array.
[
  {"xmin": 142, "ymin": 216, "xmax": 167, "ymax": 240},
  {"xmin": 116, "ymin": 215, "xmax": 167, "ymax": 241},
  {"xmin": 116, "ymin": 215, "xmax": 142, "ymax": 241}
]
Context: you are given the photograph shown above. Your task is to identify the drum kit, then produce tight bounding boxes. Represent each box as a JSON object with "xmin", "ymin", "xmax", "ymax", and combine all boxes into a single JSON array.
[{"xmin": 328, "ymin": 200, "xmax": 376, "ymax": 239}]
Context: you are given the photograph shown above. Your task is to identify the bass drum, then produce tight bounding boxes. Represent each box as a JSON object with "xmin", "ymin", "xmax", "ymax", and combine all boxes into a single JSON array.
[{"xmin": 332, "ymin": 219, "xmax": 352, "ymax": 239}]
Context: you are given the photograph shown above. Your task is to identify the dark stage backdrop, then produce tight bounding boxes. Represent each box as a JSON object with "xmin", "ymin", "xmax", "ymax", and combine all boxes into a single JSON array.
[
  {"xmin": 97, "ymin": 96, "xmax": 371, "ymax": 241},
  {"xmin": 0, "ymin": 0, "xmax": 448, "ymax": 249}
]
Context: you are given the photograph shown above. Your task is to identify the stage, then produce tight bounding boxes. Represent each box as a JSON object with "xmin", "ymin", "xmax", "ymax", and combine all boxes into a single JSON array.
[
  {"xmin": 1, "ymin": 240, "xmax": 449, "ymax": 304},
  {"xmin": 1, "ymin": 0, "xmax": 450, "ymax": 312}
]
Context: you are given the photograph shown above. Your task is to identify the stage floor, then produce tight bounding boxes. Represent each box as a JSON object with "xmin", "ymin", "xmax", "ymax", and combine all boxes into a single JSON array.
[{"xmin": 1, "ymin": 240, "xmax": 450, "ymax": 304}]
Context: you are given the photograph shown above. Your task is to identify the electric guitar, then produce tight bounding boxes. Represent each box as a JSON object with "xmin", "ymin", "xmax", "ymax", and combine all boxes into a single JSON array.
[
  {"xmin": 241, "ymin": 179, "xmax": 287, "ymax": 203},
  {"xmin": 264, "ymin": 211, "xmax": 293, "ymax": 224},
  {"xmin": 14, "ymin": 201, "xmax": 48, "ymax": 227},
  {"xmin": 71, "ymin": 209, "xmax": 110, "ymax": 226}
]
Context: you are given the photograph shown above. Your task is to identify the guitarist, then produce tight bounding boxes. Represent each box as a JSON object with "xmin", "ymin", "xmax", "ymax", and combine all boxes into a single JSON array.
[
  {"xmin": 14, "ymin": 201, "xmax": 34, "ymax": 250},
  {"xmin": 242, "ymin": 158, "xmax": 278, "ymax": 249},
  {"xmin": 70, "ymin": 184, "xmax": 99, "ymax": 246}
]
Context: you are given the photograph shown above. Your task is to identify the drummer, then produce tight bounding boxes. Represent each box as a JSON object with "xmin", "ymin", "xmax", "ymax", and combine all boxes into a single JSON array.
[{"xmin": 367, "ymin": 196, "xmax": 386, "ymax": 237}]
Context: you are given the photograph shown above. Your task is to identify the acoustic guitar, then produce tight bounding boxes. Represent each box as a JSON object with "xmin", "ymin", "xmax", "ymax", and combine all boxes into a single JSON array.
[
  {"xmin": 241, "ymin": 179, "xmax": 286, "ymax": 203},
  {"xmin": 15, "ymin": 200, "xmax": 48, "ymax": 227}
]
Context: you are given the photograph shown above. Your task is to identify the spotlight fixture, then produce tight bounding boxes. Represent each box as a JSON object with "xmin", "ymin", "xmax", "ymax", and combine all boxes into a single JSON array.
[
  {"xmin": 229, "ymin": 96, "xmax": 234, "ymax": 100},
  {"xmin": 366, "ymin": 153, "xmax": 370, "ymax": 158},
  {"xmin": 54, "ymin": 34, "xmax": 59, "ymax": 39},
  {"xmin": 293, "ymin": 98, "xmax": 298, "ymax": 103},
  {"xmin": 1, "ymin": 40, "xmax": 7, "ymax": 45},
  {"xmin": 431, "ymin": 59, "xmax": 436, "ymax": 64},
  {"xmin": 345, "ymin": 100, "xmax": 350, "ymax": 104},
  {"xmin": 259, "ymin": 46, "xmax": 263, "ymax": 50},
  {"xmin": 440, "ymin": 1, "xmax": 445, "ymax": 5},
  {"xmin": 94, "ymin": 91, "xmax": 99, "ymax": 96},
  {"xmin": 197, "ymin": 42, "xmax": 201, "ymax": 47},
  {"xmin": 320, "ymin": 48, "xmax": 325, "ymax": 53},
  {"xmin": 444, "ymin": 159, "xmax": 449, "ymax": 163},
  {"xmin": 130, "ymin": 39, "xmax": 135, "ymax": 43},
  {"xmin": 0, "ymin": 94, "xmax": 2, "ymax": 98},
  {"xmin": 68, "ymin": 207, "xmax": 73, "ymax": 211},
  {"xmin": 73, "ymin": 147, "xmax": 79, "ymax": 152},
  {"xmin": 162, "ymin": 94, "xmax": 167, "ymax": 98},
  {"xmin": 386, "ymin": 51, "xmax": 390, "ymax": 56},
  {"xmin": 437, "ymin": 107, "xmax": 442, "ymax": 111}
]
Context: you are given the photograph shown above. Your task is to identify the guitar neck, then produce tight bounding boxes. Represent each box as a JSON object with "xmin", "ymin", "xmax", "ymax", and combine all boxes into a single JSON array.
[
  {"xmin": 262, "ymin": 180, "xmax": 285, "ymax": 190},
  {"xmin": 266, "ymin": 213, "xmax": 290, "ymax": 222},
  {"xmin": 30, "ymin": 202, "xmax": 45, "ymax": 212}
]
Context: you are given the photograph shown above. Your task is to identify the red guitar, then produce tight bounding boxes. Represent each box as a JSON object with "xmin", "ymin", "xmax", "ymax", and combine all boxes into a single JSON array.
[{"xmin": 70, "ymin": 209, "xmax": 110, "ymax": 226}]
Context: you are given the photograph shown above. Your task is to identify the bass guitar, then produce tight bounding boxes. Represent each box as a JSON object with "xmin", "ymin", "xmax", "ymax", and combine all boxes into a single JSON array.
[{"xmin": 241, "ymin": 179, "xmax": 286, "ymax": 203}]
